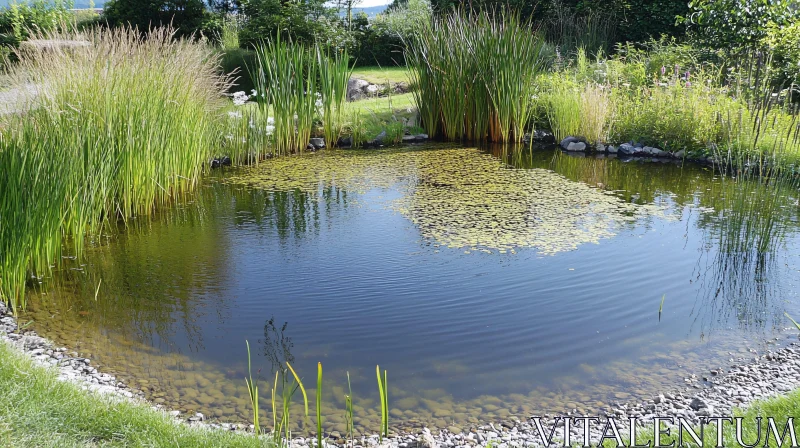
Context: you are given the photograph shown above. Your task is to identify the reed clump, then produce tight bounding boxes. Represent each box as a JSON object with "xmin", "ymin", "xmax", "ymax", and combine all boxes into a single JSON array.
[
  {"xmin": 251, "ymin": 37, "xmax": 351, "ymax": 156},
  {"xmin": 0, "ymin": 26, "xmax": 230, "ymax": 313},
  {"xmin": 405, "ymin": 11, "xmax": 544, "ymax": 143}
]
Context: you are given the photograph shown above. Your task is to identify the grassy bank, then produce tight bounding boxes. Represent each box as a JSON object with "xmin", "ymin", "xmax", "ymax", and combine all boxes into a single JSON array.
[
  {"xmin": 597, "ymin": 391, "xmax": 800, "ymax": 447},
  {"xmin": 0, "ymin": 341, "xmax": 269, "ymax": 448},
  {"xmin": 350, "ymin": 66, "xmax": 409, "ymax": 85}
]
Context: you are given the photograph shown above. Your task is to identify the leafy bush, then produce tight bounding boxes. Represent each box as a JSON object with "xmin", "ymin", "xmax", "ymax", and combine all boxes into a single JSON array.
[
  {"xmin": 220, "ymin": 47, "xmax": 256, "ymax": 92},
  {"xmin": 0, "ymin": 0, "xmax": 73, "ymax": 49},
  {"xmin": 239, "ymin": 0, "xmax": 334, "ymax": 48},
  {"xmin": 348, "ymin": 13, "xmax": 405, "ymax": 66},
  {"xmin": 762, "ymin": 22, "xmax": 800, "ymax": 91},
  {"xmin": 102, "ymin": 0, "xmax": 215, "ymax": 38},
  {"xmin": 613, "ymin": 37, "xmax": 701, "ymax": 80},
  {"xmin": 347, "ymin": 1, "xmax": 430, "ymax": 67},
  {"xmin": 611, "ymin": 72, "xmax": 735, "ymax": 151},
  {"xmin": 681, "ymin": 0, "xmax": 800, "ymax": 52}
]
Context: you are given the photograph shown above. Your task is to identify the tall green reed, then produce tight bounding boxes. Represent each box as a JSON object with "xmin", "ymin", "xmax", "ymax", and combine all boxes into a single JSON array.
[
  {"xmin": 376, "ymin": 365, "xmax": 388, "ymax": 442},
  {"xmin": 316, "ymin": 363, "xmax": 323, "ymax": 448},
  {"xmin": 405, "ymin": 10, "xmax": 544, "ymax": 143},
  {"xmin": 251, "ymin": 38, "xmax": 353, "ymax": 154},
  {"xmin": 218, "ymin": 14, "xmax": 240, "ymax": 51},
  {"xmin": 245, "ymin": 341, "xmax": 260, "ymax": 434},
  {"xmin": 253, "ymin": 36, "xmax": 317, "ymax": 156},
  {"xmin": 316, "ymin": 47, "xmax": 352, "ymax": 147},
  {"xmin": 344, "ymin": 372, "xmax": 354, "ymax": 448},
  {"xmin": 0, "ymin": 26, "xmax": 229, "ymax": 314},
  {"xmin": 222, "ymin": 105, "xmax": 275, "ymax": 164}
]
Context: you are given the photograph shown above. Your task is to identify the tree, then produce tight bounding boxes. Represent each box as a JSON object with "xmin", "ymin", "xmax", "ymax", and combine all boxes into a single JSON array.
[
  {"xmin": 681, "ymin": 0, "xmax": 800, "ymax": 51},
  {"xmin": 103, "ymin": 0, "xmax": 211, "ymax": 37},
  {"xmin": 238, "ymin": 0, "xmax": 334, "ymax": 47},
  {"xmin": 425, "ymin": 0, "xmax": 688, "ymax": 44}
]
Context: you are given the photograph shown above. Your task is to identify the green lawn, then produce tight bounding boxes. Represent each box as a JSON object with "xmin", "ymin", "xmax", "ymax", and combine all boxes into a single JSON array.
[
  {"xmin": 350, "ymin": 66, "xmax": 410, "ymax": 85},
  {"xmin": 346, "ymin": 92, "xmax": 416, "ymax": 115},
  {"xmin": 0, "ymin": 341, "xmax": 270, "ymax": 447}
]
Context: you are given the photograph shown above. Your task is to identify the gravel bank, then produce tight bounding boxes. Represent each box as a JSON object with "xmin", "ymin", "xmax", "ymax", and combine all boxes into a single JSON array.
[{"xmin": 2, "ymin": 299, "xmax": 799, "ymax": 447}]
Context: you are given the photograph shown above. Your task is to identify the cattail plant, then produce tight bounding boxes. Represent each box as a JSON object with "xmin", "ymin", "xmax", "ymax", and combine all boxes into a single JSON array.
[
  {"xmin": 252, "ymin": 36, "xmax": 317, "ymax": 156},
  {"xmin": 405, "ymin": 10, "xmax": 544, "ymax": 143}
]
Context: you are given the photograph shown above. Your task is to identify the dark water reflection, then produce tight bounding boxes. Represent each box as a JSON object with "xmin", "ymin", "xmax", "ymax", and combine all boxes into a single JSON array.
[{"xmin": 23, "ymin": 145, "xmax": 800, "ymax": 433}]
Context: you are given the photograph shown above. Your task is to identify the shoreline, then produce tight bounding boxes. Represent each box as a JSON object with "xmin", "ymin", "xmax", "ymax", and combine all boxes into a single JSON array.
[{"xmin": 3, "ymin": 300, "xmax": 800, "ymax": 447}]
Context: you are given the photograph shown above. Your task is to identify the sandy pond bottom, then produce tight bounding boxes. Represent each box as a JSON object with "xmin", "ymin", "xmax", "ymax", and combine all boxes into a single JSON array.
[{"xmin": 22, "ymin": 145, "xmax": 800, "ymax": 434}]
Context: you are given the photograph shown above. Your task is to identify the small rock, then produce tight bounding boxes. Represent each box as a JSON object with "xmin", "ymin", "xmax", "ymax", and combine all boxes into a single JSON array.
[
  {"xmin": 689, "ymin": 397, "xmax": 707, "ymax": 410},
  {"xmin": 559, "ymin": 136, "xmax": 580, "ymax": 150},
  {"xmin": 309, "ymin": 138, "xmax": 325, "ymax": 150},
  {"xmin": 619, "ymin": 143, "xmax": 636, "ymax": 155},
  {"xmin": 566, "ymin": 141, "xmax": 587, "ymax": 152}
]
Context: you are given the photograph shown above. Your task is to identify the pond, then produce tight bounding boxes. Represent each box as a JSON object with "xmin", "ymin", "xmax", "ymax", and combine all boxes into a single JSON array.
[{"xmin": 22, "ymin": 144, "xmax": 800, "ymax": 435}]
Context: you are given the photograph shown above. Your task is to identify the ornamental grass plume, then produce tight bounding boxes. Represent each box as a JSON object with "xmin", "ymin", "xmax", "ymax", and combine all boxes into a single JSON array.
[{"xmin": 0, "ymin": 26, "xmax": 231, "ymax": 313}]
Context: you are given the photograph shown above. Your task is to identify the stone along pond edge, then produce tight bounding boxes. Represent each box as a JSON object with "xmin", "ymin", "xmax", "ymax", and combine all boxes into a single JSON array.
[{"xmin": 3, "ymin": 299, "xmax": 800, "ymax": 447}]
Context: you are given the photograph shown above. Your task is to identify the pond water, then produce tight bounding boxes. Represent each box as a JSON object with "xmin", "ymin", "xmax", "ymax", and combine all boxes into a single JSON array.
[{"xmin": 23, "ymin": 144, "xmax": 800, "ymax": 434}]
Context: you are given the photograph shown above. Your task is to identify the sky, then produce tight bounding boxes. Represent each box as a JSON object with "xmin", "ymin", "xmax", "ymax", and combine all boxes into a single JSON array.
[{"xmin": 352, "ymin": 0, "xmax": 392, "ymax": 6}]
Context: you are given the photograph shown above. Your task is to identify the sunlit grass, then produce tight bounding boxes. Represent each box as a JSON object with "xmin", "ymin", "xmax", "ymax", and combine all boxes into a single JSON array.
[
  {"xmin": 0, "ymin": 341, "xmax": 270, "ymax": 447},
  {"xmin": 350, "ymin": 66, "xmax": 410, "ymax": 85}
]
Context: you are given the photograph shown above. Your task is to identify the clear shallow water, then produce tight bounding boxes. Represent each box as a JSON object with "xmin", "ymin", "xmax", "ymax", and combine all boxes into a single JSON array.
[{"xmin": 24, "ymin": 145, "xmax": 800, "ymax": 433}]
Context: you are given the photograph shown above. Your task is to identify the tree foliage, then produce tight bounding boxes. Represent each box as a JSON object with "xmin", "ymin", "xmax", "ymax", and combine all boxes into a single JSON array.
[
  {"xmin": 103, "ymin": 0, "xmax": 213, "ymax": 37},
  {"xmin": 681, "ymin": 0, "xmax": 800, "ymax": 51},
  {"xmin": 426, "ymin": 0, "xmax": 688, "ymax": 45},
  {"xmin": 238, "ymin": 0, "xmax": 333, "ymax": 48}
]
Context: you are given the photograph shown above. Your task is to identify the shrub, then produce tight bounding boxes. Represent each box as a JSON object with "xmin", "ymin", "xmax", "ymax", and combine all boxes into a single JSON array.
[
  {"xmin": 610, "ymin": 71, "xmax": 735, "ymax": 151},
  {"xmin": 220, "ymin": 47, "xmax": 256, "ymax": 92},
  {"xmin": 0, "ymin": 0, "xmax": 73, "ymax": 49},
  {"xmin": 681, "ymin": 0, "xmax": 800, "ymax": 53},
  {"xmin": 762, "ymin": 22, "xmax": 800, "ymax": 91},
  {"xmin": 540, "ymin": 76, "xmax": 612, "ymax": 144},
  {"xmin": 102, "ymin": 0, "xmax": 217, "ymax": 38},
  {"xmin": 0, "ymin": 26, "xmax": 230, "ymax": 312},
  {"xmin": 239, "ymin": 0, "xmax": 334, "ymax": 48},
  {"xmin": 348, "ymin": 12, "xmax": 405, "ymax": 67}
]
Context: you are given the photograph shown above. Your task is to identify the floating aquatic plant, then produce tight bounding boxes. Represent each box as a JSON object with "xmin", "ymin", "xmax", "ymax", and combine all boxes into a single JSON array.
[{"xmin": 225, "ymin": 147, "xmax": 670, "ymax": 255}]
